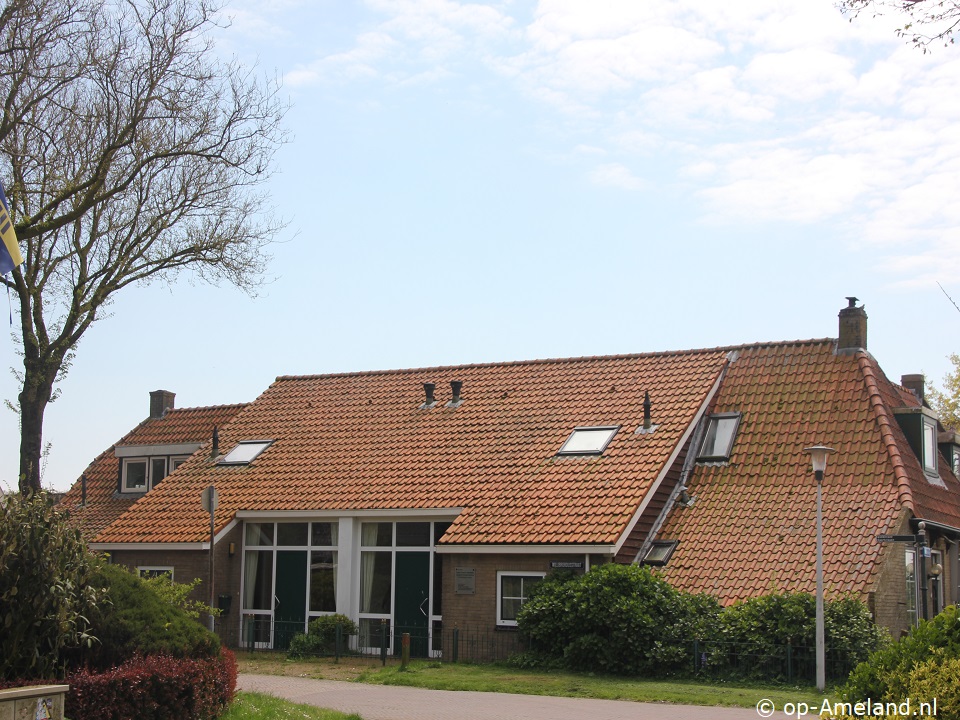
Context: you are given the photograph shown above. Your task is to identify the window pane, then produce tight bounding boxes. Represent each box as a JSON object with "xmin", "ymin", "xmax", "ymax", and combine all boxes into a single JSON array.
[
  {"xmin": 700, "ymin": 416, "xmax": 739, "ymax": 459},
  {"xmin": 559, "ymin": 427, "xmax": 617, "ymax": 455},
  {"xmin": 433, "ymin": 522, "xmax": 452, "ymax": 545},
  {"xmin": 311, "ymin": 522, "xmax": 338, "ymax": 547},
  {"xmin": 359, "ymin": 618, "xmax": 390, "ymax": 648},
  {"xmin": 151, "ymin": 458, "xmax": 167, "ymax": 486},
  {"xmin": 360, "ymin": 551, "xmax": 392, "ymax": 613},
  {"xmin": 521, "ymin": 576, "xmax": 541, "ymax": 597},
  {"xmin": 923, "ymin": 422, "xmax": 937, "ymax": 472},
  {"xmin": 501, "ymin": 575, "xmax": 522, "ymax": 598},
  {"xmin": 361, "ymin": 522, "xmax": 392, "ymax": 547},
  {"xmin": 221, "ymin": 441, "xmax": 272, "ymax": 464},
  {"xmin": 125, "ymin": 460, "xmax": 147, "ymax": 490},
  {"xmin": 277, "ymin": 523, "xmax": 308, "ymax": 546},
  {"xmin": 310, "ymin": 551, "xmax": 337, "ymax": 612},
  {"xmin": 396, "ymin": 522, "xmax": 430, "ymax": 547},
  {"xmin": 501, "ymin": 598, "xmax": 521, "ymax": 622},
  {"xmin": 243, "ymin": 550, "xmax": 273, "ymax": 610},
  {"xmin": 245, "ymin": 522, "xmax": 274, "ymax": 546}
]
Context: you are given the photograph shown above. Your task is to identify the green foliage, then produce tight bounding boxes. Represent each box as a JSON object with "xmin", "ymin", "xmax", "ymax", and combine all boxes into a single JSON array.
[
  {"xmin": 140, "ymin": 572, "xmax": 219, "ymax": 621},
  {"xmin": 0, "ymin": 492, "xmax": 103, "ymax": 679},
  {"xmin": 902, "ymin": 651, "xmax": 960, "ymax": 720},
  {"xmin": 517, "ymin": 564, "xmax": 715, "ymax": 675},
  {"xmin": 841, "ymin": 605, "xmax": 960, "ymax": 703},
  {"xmin": 288, "ymin": 614, "xmax": 359, "ymax": 659},
  {"xmin": 927, "ymin": 353, "xmax": 960, "ymax": 431},
  {"xmin": 518, "ymin": 565, "xmax": 885, "ymax": 680},
  {"xmin": 82, "ymin": 563, "xmax": 220, "ymax": 669}
]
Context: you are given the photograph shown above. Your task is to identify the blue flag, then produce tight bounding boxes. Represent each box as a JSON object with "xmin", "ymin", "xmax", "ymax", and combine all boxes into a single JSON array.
[{"xmin": 0, "ymin": 180, "xmax": 23, "ymax": 275}]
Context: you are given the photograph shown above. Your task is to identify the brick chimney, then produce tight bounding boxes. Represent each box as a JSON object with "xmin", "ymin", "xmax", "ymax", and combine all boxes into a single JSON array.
[
  {"xmin": 149, "ymin": 390, "xmax": 175, "ymax": 419},
  {"xmin": 837, "ymin": 297, "xmax": 867, "ymax": 355},
  {"xmin": 901, "ymin": 374, "xmax": 925, "ymax": 403}
]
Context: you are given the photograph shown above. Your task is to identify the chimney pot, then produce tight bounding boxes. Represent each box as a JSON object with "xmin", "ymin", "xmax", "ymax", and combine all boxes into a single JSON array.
[
  {"xmin": 421, "ymin": 383, "xmax": 437, "ymax": 408},
  {"xmin": 451, "ymin": 380, "xmax": 463, "ymax": 404},
  {"xmin": 149, "ymin": 390, "xmax": 176, "ymax": 419},
  {"xmin": 837, "ymin": 298, "xmax": 867, "ymax": 355}
]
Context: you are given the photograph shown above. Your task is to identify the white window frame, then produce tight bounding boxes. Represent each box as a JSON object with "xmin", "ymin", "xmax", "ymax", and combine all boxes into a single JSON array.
[
  {"xmin": 922, "ymin": 419, "xmax": 938, "ymax": 475},
  {"xmin": 557, "ymin": 426, "xmax": 619, "ymax": 456},
  {"xmin": 171, "ymin": 455, "xmax": 190, "ymax": 472},
  {"xmin": 137, "ymin": 566, "xmax": 174, "ymax": 580},
  {"xmin": 496, "ymin": 571, "xmax": 545, "ymax": 627},
  {"xmin": 905, "ymin": 547, "xmax": 918, "ymax": 628},
  {"xmin": 121, "ymin": 457, "xmax": 149, "ymax": 492}
]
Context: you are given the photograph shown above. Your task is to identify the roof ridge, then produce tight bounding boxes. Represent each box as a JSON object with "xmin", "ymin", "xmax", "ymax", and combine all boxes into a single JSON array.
[
  {"xmin": 274, "ymin": 338, "xmax": 838, "ymax": 383},
  {"xmin": 162, "ymin": 402, "xmax": 249, "ymax": 414},
  {"xmin": 858, "ymin": 352, "xmax": 914, "ymax": 512}
]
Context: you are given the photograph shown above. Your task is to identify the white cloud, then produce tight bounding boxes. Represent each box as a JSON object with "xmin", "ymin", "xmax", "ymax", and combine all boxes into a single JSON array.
[{"xmin": 588, "ymin": 163, "xmax": 646, "ymax": 191}]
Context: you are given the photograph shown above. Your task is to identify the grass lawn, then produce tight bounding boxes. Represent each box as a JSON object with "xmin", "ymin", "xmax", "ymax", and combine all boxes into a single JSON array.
[
  {"xmin": 221, "ymin": 691, "xmax": 362, "ymax": 720},
  {"xmin": 235, "ymin": 651, "xmax": 830, "ymax": 710}
]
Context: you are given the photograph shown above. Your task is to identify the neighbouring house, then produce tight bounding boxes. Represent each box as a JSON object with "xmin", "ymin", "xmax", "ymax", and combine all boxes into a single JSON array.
[{"xmin": 66, "ymin": 299, "xmax": 960, "ymax": 654}]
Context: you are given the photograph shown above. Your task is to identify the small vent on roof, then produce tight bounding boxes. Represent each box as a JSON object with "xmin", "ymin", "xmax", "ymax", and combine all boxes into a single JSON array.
[
  {"xmin": 635, "ymin": 391, "xmax": 659, "ymax": 435},
  {"xmin": 420, "ymin": 383, "xmax": 437, "ymax": 410},
  {"xmin": 446, "ymin": 380, "xmax": 463, "ymax": 408}
]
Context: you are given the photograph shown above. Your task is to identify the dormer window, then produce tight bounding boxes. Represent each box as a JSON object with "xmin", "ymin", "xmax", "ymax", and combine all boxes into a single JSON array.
[
  {"xmin": 121, "ymin": 457, "xmax": 168, "ymax": 493},
  {"xmin": 557, "ymin": 426, "xmax": 619, "ymax": 456},
  {"xmin": 698, "ymin": 413, "xmax": 741, "ymax": 461},
  {"xmin": 220, "ymin": 440, "xmax": 272, "ymax": 465},
  {"xmin": 922, "ymin": 418, "xmax": 938, "ymax": 476}
]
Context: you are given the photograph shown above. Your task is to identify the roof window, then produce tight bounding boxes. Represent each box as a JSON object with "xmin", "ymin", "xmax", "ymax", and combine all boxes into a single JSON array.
[
  {"xmin": 642, "ymin": 540, "xmax": 678, "ymax": 566},
  {"xmin": 220, "ymin": 440, "xmax": 272, "ymax": 465},
  {"xmin": 698, "ymin": 413, "xmax": 741, "ymax": 461},
  {"xmin": 557, "ymin": 426, "xmax": 619, "ymax": 456}
]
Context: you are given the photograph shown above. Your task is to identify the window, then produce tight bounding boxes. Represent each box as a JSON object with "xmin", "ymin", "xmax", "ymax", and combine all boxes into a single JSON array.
[
  {"xmin": 138, "ymin": 566, "xmax": 174, "ymax": 580},
  {"xmin": 557, "ymin": 426, "xmax": 619, "ymax": 456},
  {"xmin": 953, "ymin": 448, "xmax": 960, "ymax": 476},
  {"xmin": 698, "ymin": 413, "xmax": 741, "ymax": 461},
  {"xmin": 642, "ymin": 540, "xmax": 678, "ymax": 566},
  {"xmin": 122, "ymin": 458, "xmax": 148, "ymax": 491},
  {"xmin": 905, "ymin": 547, "xmax": 918, "ymax": 627},
  {"xmin": 121, "ymin": 456, "xmax": 172, "ymax": 492},
  {"xmin": 496, "ymin": 571, "xmax": 544, "ymax": 626},
  {"xmin": 922, "ymin": 420, "xmax": 938, "ymax": 475},
  {"xmin": 220, "ymin": 440, "xmax": 272, "ymax": 465}
]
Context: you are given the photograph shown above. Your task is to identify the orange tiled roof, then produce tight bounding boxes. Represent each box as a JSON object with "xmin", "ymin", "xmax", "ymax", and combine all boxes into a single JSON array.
[
  {"xmin": 94, "ymin": 350, "xmax": 732, "ymax": 544},
  {"xmin": 59, "ymin": 404, "xmax": 247, "ymax": 539},
  {"xmin": 657, "ymin": 340, "xmax": 960, "ymax": 605}
]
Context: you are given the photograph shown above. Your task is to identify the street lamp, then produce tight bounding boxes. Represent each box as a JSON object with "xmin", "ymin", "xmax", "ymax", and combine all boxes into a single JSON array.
[{"xmin": 804, "ymin": 445, "xmax": 835, "ymax": 693}]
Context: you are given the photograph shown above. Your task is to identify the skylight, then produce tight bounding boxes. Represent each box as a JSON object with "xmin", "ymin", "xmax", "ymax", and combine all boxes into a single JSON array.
[
  {"xmin": 557, "ymin": 426, "xmax": 619, "ymax": 456},
  {"xmin": 642, "ymin": 540, "xmax": 678, "ymax": 566},
  {"xmin": 220, "ymin": 440, "xmax": 272, "ymax": 465},
  {"xmin": 698, "ymin": 413, "xmax": 741, "ymax": 461}
]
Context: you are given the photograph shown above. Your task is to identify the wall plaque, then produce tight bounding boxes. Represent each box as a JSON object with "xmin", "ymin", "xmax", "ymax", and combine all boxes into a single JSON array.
[{"xmin": 455, "ymin": 567, "xmax": 476, "ymax": 594}]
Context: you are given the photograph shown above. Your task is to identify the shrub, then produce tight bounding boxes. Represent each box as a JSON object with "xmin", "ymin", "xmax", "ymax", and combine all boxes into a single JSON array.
[
  {"xmin": 67, "ymin": 650, "xmax": 237, "ymax": 720},
  {"xmin": 842, "ymin": 605, "xmax": 960, "ymax": 704},
  {"xmin": 288, "ymin": 614, "xmax": 358, "ymax": 658},
  {"xmin": 79, "ymin": 563, "xmax": 220, "ymax": 669},
  {"xmin": 517, "ymin": 564, "xmax": 707, "ymax": 675},
  {"xmin": 0, "ymin": 492, "xmax": 104, "ymax": 679}
]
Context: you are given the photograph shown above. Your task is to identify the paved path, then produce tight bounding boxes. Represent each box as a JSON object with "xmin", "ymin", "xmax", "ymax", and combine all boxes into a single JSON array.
[{"xmin": 238, "ymin": 673, "xmax": 761, "ymax": 720}]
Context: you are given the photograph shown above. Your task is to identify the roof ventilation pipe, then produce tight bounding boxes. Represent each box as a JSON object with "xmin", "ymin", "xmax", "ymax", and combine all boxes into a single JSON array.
[
  {"xmin": 643, "ymin": 391, "xmax": 652, "ymax": 430},
  {"xmin": 447, "ymin": 380, "xmax": 464, "ymax": 408},
  {"xmin": 210, "ymin": 426, "xmax": 219, "ymax": 461},
  {"xmin": 421, "ymin": 383, "xmax": 437, "ymax": 409}
]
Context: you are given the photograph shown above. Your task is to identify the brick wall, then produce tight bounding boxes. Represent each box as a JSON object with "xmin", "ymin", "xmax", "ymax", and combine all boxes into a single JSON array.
[{"xmin": 108, "ymin": 524, "xmax": 244, "ymax": 647}]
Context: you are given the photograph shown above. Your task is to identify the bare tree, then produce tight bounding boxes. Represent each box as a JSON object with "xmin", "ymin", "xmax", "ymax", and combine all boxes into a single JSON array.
[
  {"xmin": 838, "ymin": 0, "xmax": 960, "ymax": 49},
  {"xmin": 0, "ymin": 0, "xmax": 287, "ymax": 493}
]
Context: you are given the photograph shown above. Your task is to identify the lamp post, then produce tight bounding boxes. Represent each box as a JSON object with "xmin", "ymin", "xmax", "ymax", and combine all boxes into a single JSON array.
[{"xmin": 804, "ymin": 445, "xmax": 835, "ymax": 693}]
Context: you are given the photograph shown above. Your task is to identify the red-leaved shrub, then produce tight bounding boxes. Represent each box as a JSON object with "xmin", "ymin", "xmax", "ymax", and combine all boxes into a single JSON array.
[{"xmin": 66, "ymin": 650, "xmax": 236, "ymax": 720}]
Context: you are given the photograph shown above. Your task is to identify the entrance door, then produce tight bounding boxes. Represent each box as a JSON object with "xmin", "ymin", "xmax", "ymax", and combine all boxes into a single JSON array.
[
  {"xmin": 274, "ymin": 550, "xmax": 307, "ymax": 650},
  {"xmin": 394, "ymin": 551, "xmax": 430, "ymax": 657}
]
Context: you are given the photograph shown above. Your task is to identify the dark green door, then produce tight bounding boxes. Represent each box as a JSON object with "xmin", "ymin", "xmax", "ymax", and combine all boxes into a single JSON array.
[
  {"xmin": 274, "ymin": 550, "xmax": 307, "ymax": 650},
  {"xmin": 394, "ymin": 551, "xmax": 430, "ymax": 657}
]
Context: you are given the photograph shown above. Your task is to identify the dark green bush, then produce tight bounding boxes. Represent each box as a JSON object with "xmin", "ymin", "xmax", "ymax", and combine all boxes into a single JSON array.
[
  {"xmin": 517, "ymin": 564, "xmax": 716, "ymax": 675},
  {"xmin": 80, "ymin": 563, "xmax": 220, "ymax": 669},
  {"xmin": 842, "ymin": 605, "xmax": 960, "ymax": 703},
  {"xmin": 288, "ymin": 614, "xmax": 358, "ymax": 658},
  {"xmin": 0, "ymin": 492, "xmax": 104, "ymax": 679}
]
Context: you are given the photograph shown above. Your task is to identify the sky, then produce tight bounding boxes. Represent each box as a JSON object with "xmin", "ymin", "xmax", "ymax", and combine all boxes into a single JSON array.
[{"xmin": 3, "ymin": 0, "xmax": 960, "ymax": 492}]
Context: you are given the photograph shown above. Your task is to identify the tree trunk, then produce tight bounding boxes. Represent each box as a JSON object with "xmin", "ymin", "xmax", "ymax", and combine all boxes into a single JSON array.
[{"xmin": 18, "ymin": 362, "xmax": 55, "ymax": 495}]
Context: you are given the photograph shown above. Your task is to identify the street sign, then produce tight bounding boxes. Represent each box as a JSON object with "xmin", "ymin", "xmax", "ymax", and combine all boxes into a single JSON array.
[
  {"xmin": 201, "ymin": 485, "xmax": 218, "ymax": 513},
  {"xmin": 876, "ymin": 534, "xmax": 918, "ymax": 543}
]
